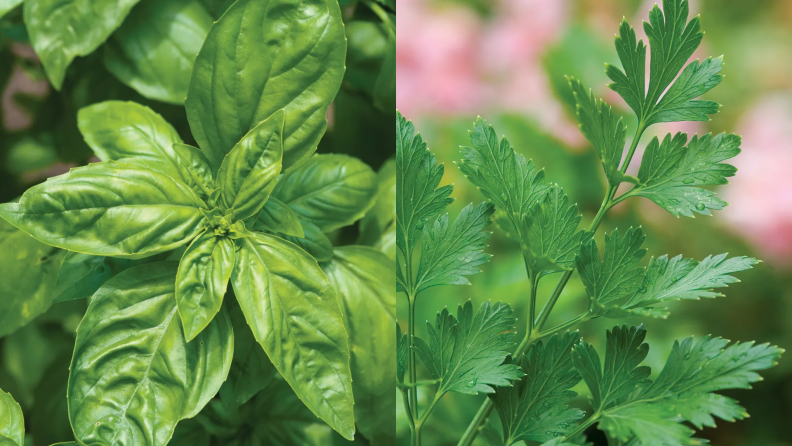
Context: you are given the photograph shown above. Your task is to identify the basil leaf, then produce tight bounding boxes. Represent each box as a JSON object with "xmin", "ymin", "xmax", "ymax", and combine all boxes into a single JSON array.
[
  {"xmin": 254, "ymin": 197, "xmax": 304, "ymax": 238},
  {"xmin": 185, "ymin": 0, "xmax": 346, "ymax": 170},
  {"xmin": 0, "ymin": 219, "xmax": 66, "ymax": 338},
  {"xmin": 231, "ymin": 233, "xmax": 354, "ymax": 440},
  {"xmin": 23, "ymin": 0, "xmax": 142, "ymax": 89},
  {"xmin": 280, "ymin": 220, "xmax": 333, "ymax": 263},
  {"xmin": 217, "ymin": 110, "xmax": 284, "ymax": 221},
  {"xmin": 0, "ymin": 0, "xmax": 23, "ymax": 20},
  {"xmin": 176, "ymin": 231, "xmax": 235, "ymax": 341},
  {"xmin": 104, "ymin": 0, "xmax": 213, "ymax": 104},
  {"xmin": 0, "ymin": 161, "xmax": 207, "ymax": 258},
  {"xmin": 173, "ymin": 143, "xmax": 216, "ymax": 198},
  {"xmin": 219, "ymin": 300, "xmax": 277, "ymax": 410},
  {"xmin": 273, "ymin": 154, "xmax": 378, "ymax": 232},
  {"xmin": 78, "ymin": 101, "xmax": 193, "ymax": 187},
  {"xmin": 52, "ymin": 253, "xmax": 143, "ymax": 303},
  {"xmin": 0, "ymin": 388, "xmax": 24, "ymax": 446},
  {"xmin": 69, "ymin": 262, "xmax": 233, "ymax": 446},
  {"xmin": 323, "ymin": 246, "xmax": 396, "ymax": 444}
]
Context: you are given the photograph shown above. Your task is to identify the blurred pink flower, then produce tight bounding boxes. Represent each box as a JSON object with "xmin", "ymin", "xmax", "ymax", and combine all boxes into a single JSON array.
[
  {"xmin": 396, "ymin": 0, "xmax": 571, "ymax": 138},
  {"xmin": 721, "ymin": 94, "xmax": 792, "ymax": 266}
]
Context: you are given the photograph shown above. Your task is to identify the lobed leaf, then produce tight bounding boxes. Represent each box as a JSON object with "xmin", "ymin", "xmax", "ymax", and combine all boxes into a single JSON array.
[
  {"xmin": 568, "ymin": 78, "xmax": 628, "ymax": 185},
  {"xmin": 231, "ymin": 233, "xmax": 355, "ymax": 439},
  {"xmin": 185, "ymin": 0, "xmax": 346, "ymax": 170},
  {"xmin": 68, "ymin": 262, "xmax": 233, "ymax": 446},
  {"xmin": 175, "ymin": 231, "xmax": 236, "ymax": 341},
  {"xmin": 459, "ymin": 117, "xmax": 549, "ymax": 231},
  {"xmin": 572, "ymin": 325, "xmax": 651, "ymax": 411},
  {"xmin": 490, "ymin": 332, "xmax": 585, "ymax": 445},
  {"xmin": 104, "ymin": 0, "xmax": 212, "ymax": 104},
  {"xmin": 414, "ymin": 301, "xmax": 523, "ymax": 397},
  {"xmin": 414, "ymin": 202, "xmax": 494, "ymax": 293},
  {"xmin": 521, "ymin": 184, "xmax": 588, "ymax": 278},
  {"xmin": 627, "ymin": 132, "xmax": 741, "ymax": 217},
  {"xmin": 577, "ymin": 227, "xmax": 647, "ymax": 313},
  {"xmin": 273, "ymin": 154, "xmax": 377, "ymax": 232},
  {"xmin": 396, "ymin": 112, "xmax": 453, "ymax": 260},
  {"xmin": 323, "ymin": 246, "xmax": 396, "ymax": 444},
  {"xmin": 0, "ymin": 161, "xmax": 207, "ymax": 258}
]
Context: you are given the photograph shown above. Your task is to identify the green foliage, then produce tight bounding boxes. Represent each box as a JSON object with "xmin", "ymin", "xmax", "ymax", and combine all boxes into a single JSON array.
[
  {"xmin": 490, "ymin": 332, "xmax": 585, "ymax": 445},
  {"xmin": 0, "ymin": 388, "xmax": 24, "ymax": 446},
  {"xmin": 414, "ymin": 301, "xmax": 523, "ymax": 397},
  {"xmin": 579, "ymin": 325, "xmax": 783, "ymax": 446},
  {"xmin": 0, "ymin": 0, "xmax": 394, "ymax": 443}
]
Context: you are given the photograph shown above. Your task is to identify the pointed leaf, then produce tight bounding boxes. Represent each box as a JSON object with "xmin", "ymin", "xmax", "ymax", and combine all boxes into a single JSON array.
[
  {"xmin": 279, "ymin": 220, "xmax": 333, "ymax": 262},
  {"xmin": 0, "ymin": 161, "xmax": 206, "ymax": 258},
  {"xmin": 217, "ymin": 110, "xmax": 284, "ymax": 220},
  {"xmin": 185, "ymin": 0, "xmax": 346, "ymax": 170},
  {"xmin": 68, "ymin": 262, "xmax": 233, "ymax": 446},
  {"xmin": 176, "ymin": 231, "xmax": 235, "ymax": 341},
  {"xmin": 231, "ymin": 233, "xmax": 354, "ymax": 439},
  {"xmin": 0, "ymin": 388, "xmax": 24, "ymax": 446},
  {"xmin": 255, "ymin": 197, "xmax": 304, "ymax": 238},
  {"xmin": 273, "ymin": 153, "xmax": 377, "ymax": 232}
]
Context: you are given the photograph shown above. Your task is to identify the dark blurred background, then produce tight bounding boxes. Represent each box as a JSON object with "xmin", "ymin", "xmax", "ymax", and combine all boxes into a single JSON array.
[{"xmin": 396, "ymin": 0, "xmax": 792, "ymax": 444}]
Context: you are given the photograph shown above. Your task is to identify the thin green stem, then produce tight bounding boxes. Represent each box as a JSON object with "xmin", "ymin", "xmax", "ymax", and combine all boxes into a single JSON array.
[
  {"xmin": 408, "ymin": 294, "xmax": 419, "ymax": 428},
  {"xmin": 527, "ymin": 271, "xmax": 539, "ymax": 337},
  {"xmin": 400, "ymin": 388, "xmax": 415, "ymax": 432},
  {"xmin": 362, "ymin": 0, "xmax": 395, "ymax": 36},
  {"xmin": 563, "ymin": 411, "xmax": 602, "ymax": 440},
  {"xmin": 619, "ymin": 121, "xmax": 647, "ymax": 175},
  {"xmin": 457, "ymin": 399, "xmax": 496, "ymax": 446},
  {"xmin": 397, "ymin": 379, "xmax": 442, "ymax": 389}
]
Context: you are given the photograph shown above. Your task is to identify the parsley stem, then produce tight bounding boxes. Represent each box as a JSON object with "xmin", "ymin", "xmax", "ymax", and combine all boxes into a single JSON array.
[
  {"xmin": 408, "ymin": 292, "xmax": 419, "ymax": 444},
  {"xmin": 620, "ymin": 120, "xmax": 648, "ymax": 175},
  {"xmin": 527, "ymin": 271, "xmax": 539, "ymax": 337}
]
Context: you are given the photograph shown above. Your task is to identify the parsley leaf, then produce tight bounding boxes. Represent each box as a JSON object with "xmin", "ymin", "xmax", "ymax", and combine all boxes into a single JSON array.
[
  {"xmin": 490, "ymin": 332, "xmax": 586, "ymax": 445},
  {"xmin": 396, "ymin": 111, "xmax": 454, "ymax": 281},
  {"xmin": 576, "ymin": 227, "xmax": 647, "ymax": 314},
  {"xmin": 413, "ymin": 301, "xmax": 524, "ymax": 397},
  {"xmin": 460, "ymin": 117, "xmax": 550, "ymax": 233},
  {"xmin": 626, "ymin": 132, "xmax": 741, "ymax": 217},
  {"xmin": 568, "ymin": 77, "xmax": 629, "ymax": 186},
  {"xmin": 596, "ymin": 331, "xmax": 783, "ymax": 446},
  {"xmin": 621, "ymin": 254, "xmax": 759, "ymax": 318},
  {"xmin": 573, "ymin": 325, "xmax": 651, "ymax": 411},
  {"xmin": 606, "ymin": 0, "xmax": 720, "ymax": 125},
  {"xmin": 414, "ymin": 202, "xmax": 494, "ymax": 293},
  {"xmin": 521, "ymin": 184, "xmax": 589, "ymax": 278}
]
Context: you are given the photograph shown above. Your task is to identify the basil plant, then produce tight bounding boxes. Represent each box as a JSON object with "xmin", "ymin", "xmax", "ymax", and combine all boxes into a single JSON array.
[{"xmin": 0, "ymin": 0, "xmax": 395, "ymax": 444}]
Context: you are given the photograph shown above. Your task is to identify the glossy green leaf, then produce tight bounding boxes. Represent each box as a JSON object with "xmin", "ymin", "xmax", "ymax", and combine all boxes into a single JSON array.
[
  {"xmin": 231, "ymin": 233, "xmax": 354, "ymax": 440},
  {"xmin": 176, "ymin": 231, "xmax": 235, "ymax": 341},
  {"xmin": 217, "ymin": 110, "xmax": 284, "ymax": 221},
  {"xmin": 78, "ymin": 101, "xmax": 193, "ymax": 187},
  {"xmin": 0, "ymin": 0, "xmax": 23, "ymax": 20},
  {"xmin": 460, "ymin": 117, "xmax": 549, "ymax": 233},
  {"xmin": 104, "ymin": 0, "xmax": 213, "ymax": 104},
  {"xmin": 490, "ymin": 333, "xmax": 585, "ymax": 445},
  {"xmin": 279, "ymin": 220, "xmax": 334, "ymax": 263},
  {"xmin": 625, "ymin": 133, "xmax": 741, "ymax": 217},
  {"xmin": 219, "ymin": 301, "xmax": 277, "ymax": 410},
  {"xmin": 185, "ymin": 0, "xmax": 346, "ymax": 170},
  {"xmin": 173, "ymin": 143, "xmax": 216, "ymax": 198},
  {"xmin": 273, "ymin": 154, "xmax": 378, "ymax": 232},
  {"xmin": 0, "ymin": 161, "xmax": 207, "ymax": 258},
  {"xmin": 68, "ymin": 262, "xmax": 233, "ymax": 446},
  {"xmin": 414, "ymin": 301, "xmax": 524, "ymax": 397},
  {"xmin": 0, "ymin": 388, "xmax": 24, "ymax": 446},
  {"xmin": 358, "ymin": 158, "xmax": 396, "ymax": 246},
  {"xmin": 24, "ymin": 0, "xmax": 142, "ymax": 89},
  {"xmin": 323, "ymin": 246, "xmax": 396, "ymax": 443},
  {"xmin": 254, "ymin": 197, "xmax": 304, "ymax": 238},
  {"xmin": 0, "ymin": 219, "xmax": 66, "ymax": 338},
  {"xmin": 52, "ymin": 253, "xmax": 144, "ymax": 303}
]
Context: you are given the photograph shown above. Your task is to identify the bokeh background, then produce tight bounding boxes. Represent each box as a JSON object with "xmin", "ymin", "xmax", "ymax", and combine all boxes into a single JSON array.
[{"xmin": 397, "ymin": 0, "xmax": 792, "ymax": 444}]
